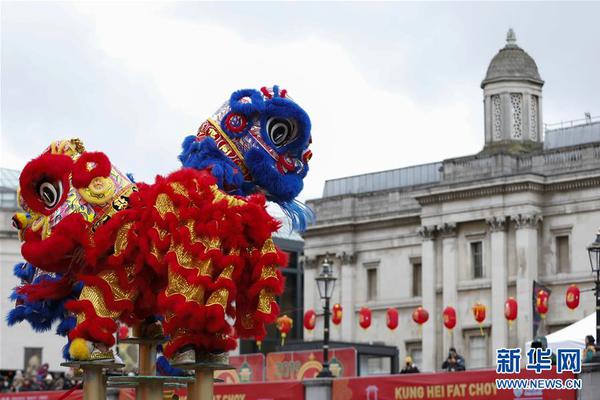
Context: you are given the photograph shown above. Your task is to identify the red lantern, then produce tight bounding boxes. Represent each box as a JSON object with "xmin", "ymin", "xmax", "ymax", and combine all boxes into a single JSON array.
[
  {"xmin": 359, "ymin": 307, "xmax": 372, "ymax": 329},
  {"xmin": 504, "ymin": 297, "xmax": 518, "ymax": 327},
  {"xmin": 536, "ymin": 290, "xmax": 549, "ymax": 318},
  {"xmin": 332, "ymin": 303, "xmax": 343, "ymax": 325},
  {"xmin": 472, "ymin": 302, "xmax": 486, "ymax": 336},
  {"xmin": 442, "ymin": 306, "xmax": 456, "ymax": 330},
  {"xmin": 276, "ymin": 315, "xmax": 293, "ymax": 346},
  {"xmin": 412, "ymin": 307, "xmax": 429, "ymax": 326},
  {"xmin": 118, "ymin": 324, "xmax": 129, "ymax": 340},
  {"xmin": 565, "ymin": 285, "xmax": 580, "ymax": 310},
  {"xmin": 386, "ymin": 308, "xmax": 399, "ymax": 330},
  {"xmin": 304, "ymin": 309, "xmax": 317, "ymax": 331}
]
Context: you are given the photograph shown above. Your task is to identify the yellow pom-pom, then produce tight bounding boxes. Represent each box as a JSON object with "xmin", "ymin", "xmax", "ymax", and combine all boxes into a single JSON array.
[{"xmin": 69, "ymin": 338, "xmax": 91, "ymax": 360}]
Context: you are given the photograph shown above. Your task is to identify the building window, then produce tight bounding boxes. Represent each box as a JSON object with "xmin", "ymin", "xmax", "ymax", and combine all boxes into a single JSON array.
[
  {"xmin": 556, "ymin": 235, "xmax": 570, "ymax": 273},
  {"xmin": 367, "ymin": 267, "xmax": 377, "ymax": 301},
  {"xmin": 466, "ymin": 332, "xmax": 489, "ymax": 369},
  {"xmin": 412, "ymin": 262, "xmax": 422, "ymax": 297},
  {"xmin": 406, "ymin": 342, "xmax": 423, "ymax": 370},
  {"xmin": 471, "ymin": 241, "xmax": 483, "ymax": 279}
]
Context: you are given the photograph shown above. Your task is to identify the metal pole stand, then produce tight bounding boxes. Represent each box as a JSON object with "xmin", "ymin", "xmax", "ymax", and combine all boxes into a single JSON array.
[
  {"xmin": 108, "ymin": 336, "xmax": 194, "ymax": 400},
  {"xmin": 172, "ymin": 351, "xmax": 233, "ymax": 400},
  {"xmin": 61, "ymin": 360, "xmax": 124, "ymax": 400}
]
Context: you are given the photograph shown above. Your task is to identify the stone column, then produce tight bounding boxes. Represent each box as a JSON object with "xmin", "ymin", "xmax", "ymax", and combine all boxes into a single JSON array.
[
  {"xmin": 487, "ymin": 217, "xmax": 508, "ymax": 353},
  {"xmin": 440, "ymin": 223, "xmax": 458, "ymax": 356},
  {"xmin": 419, "ymin": 225, "xmax": 437, "ymax": 372},
  {"xmin": 337, "ymin": 252, "xmax": 356, "ymax": 342},
  {"xmin": 512, "ymin": 214, "xmax": 542, "ymax": 350}
]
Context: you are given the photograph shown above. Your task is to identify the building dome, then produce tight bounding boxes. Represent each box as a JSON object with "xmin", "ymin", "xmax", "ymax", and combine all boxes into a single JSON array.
[{"xmin": 481, "ymin": 29, "xmax": 543, "ymax": 88}]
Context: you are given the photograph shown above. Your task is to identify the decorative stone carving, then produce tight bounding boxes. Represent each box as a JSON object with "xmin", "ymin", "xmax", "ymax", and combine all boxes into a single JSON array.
[
  {"xmin": 438, "ymin": 222, "xmax": 457, "ymax": 238},
  {"xmin": 511, "ymin": 214, "xmax": 542, "ymax": 229},
  {"xmin": 492, "ymin": 95, "xmax": 502, "ymax": 140},
  {"xmin": 335, "ymin": 251, "xmax": 355, "ymax": 265},
  {"xmin": 487, "ymin": 216, "xmax": 507, "ymax": 232},
  {"xmin": 530, "ymin": 95, "xmax": 538, "ymax": 141},
  {"xmin": 510, "ymin": 93, "xmax": 523, "ymax": 139},
  {"xmin": 303, "ymin": 256, "xmax": 320, "ymax": 269},
  {"xmin": 418, "ymin": 225, "xmax": 437, "ymax": 241}
]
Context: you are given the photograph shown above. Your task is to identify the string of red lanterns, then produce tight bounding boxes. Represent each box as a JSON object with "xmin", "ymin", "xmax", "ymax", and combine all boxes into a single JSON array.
[
  {"xmin": 504, "ymin": 297, "xmax": 518, "ymax": 327},
  {"xmin": 332, "ymin": 303, "xmax": 343, "ymax": 325},
  {"xmin": 359, "ymin": 307, "xmax": 372, "ymax": 329},
  {"xmin": 565, "ymin": 284, "xmax": 580, "ymax": 310},
  {"xmin": 442, "ymin": 306, "xmax": 457, "ymax": 330},
  {"xmin": 386, "ymin": 308, "xmax": 399, "ymax": 330},
  {"xmin": 303, "ymin": 309, "xmax": 316, "ymax": 331}
]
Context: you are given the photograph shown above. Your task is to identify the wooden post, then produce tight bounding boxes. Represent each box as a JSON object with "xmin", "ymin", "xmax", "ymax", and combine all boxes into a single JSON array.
[
  {"xmin": 191, "ymin": 368, "xmax": 213, "ymax": 400},
  {"xmin": 138, "ymin": 342, "xmax": 157, "ymax": 375},
  {"xmin": 82, "ymin": 365, "xmax": 105, "ymax": 400},
  {"xmin": 61, "ymin": 361, "xmax": 123, "ymax": 400}
]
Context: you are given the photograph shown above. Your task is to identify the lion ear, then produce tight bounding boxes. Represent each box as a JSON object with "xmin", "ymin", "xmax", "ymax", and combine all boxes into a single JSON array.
[
  {"xmin": 229, "ymin": 89, "xmax": 265, "ymax": 115},
  {"xmin": 72, "ymin": 152, "xmax": 111, "ymax": 189},
  {"xmin": 49, "ymin": 138, "xmax": 85, "ymax": 156}
]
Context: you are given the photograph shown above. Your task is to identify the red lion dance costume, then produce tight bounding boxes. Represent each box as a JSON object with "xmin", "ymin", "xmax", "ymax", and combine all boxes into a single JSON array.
[{"xmin": 12, "ymin": 86, "xmax": 312, "ymax": 362}]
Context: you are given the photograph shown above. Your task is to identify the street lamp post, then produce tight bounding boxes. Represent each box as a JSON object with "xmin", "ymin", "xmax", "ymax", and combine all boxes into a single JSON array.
[
  {"xmin": 586, "ymin": 230, "xmax": 600, "ymax": 346},
  {"xmin": 315, "ymin": 256, "xmax": 337, "ymax": 378}
]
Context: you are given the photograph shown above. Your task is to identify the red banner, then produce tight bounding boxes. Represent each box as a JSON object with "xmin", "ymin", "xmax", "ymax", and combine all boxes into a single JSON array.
[
  {"xmin": 0, "ymin": 390, "xmax": 83, "ymax": 400},
  {"xmin": 119, "ymin": 381, "xmax": 303, "ymax": 400},
  {"xmin": 332, "ymin": 368, "xmax": 576, "ymax": 400},
  {"xmin": 214, "ymin": 353, "xmax": 265, "ymax": 383},
  {"xmin": 266, "ymin": 347, "xmax": 356, "ymax": 381}
]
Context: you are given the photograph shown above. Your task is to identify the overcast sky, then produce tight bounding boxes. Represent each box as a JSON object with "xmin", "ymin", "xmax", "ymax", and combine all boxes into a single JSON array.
[{"xmin": 2, "ymin": 2, "xmax": 599, "ymax": 202}]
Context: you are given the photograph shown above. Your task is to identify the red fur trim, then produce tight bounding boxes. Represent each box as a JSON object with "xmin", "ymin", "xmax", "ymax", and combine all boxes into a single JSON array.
[
  {"xmin": 21, "ymin": 214, "xmax": 89, "ymax": 273},
  {"xmin": 71, "ymin": 152, "xmax": 111, "ymax": 188},
  {"xmin": 17, "ymin": 275, "xmax": 74, "ymax": 302},
  {"xmin": 19, "ymin": 153, "xmax": 73, "ymax": 215},
  {"xmin": 260, "ymin": 87, "xmax": 272, "ymax": 99},
  {"xmin": 66, "ymin": 299, "xmax": 118, "ymax": 346}
]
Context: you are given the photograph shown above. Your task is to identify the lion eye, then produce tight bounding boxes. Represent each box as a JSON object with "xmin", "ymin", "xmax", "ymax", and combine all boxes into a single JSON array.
[
  {"xmin": 267, "ymin": 117, "xmax": 297, "ymax": 146},
  {"xmin": 38, "ymin": 181, "xmax": 63, "ymax": 209}
]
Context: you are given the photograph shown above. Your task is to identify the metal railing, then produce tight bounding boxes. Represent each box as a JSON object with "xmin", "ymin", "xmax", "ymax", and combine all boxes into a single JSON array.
[{"xmin": 544, "ymin": 115, "xmax": 599, "ymax": 132}]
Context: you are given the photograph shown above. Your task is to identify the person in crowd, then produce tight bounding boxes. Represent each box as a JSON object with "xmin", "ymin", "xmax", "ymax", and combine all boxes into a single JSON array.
[
  {"xmin": 53, "ymin": 374, "xmax": 65, "ymax": 391},
  {"xmin": 441, "ymin": 347, "xmax": 466, "ymax": 371},
  {"xmin": 41, "ymin": 374, "xmax": 54, "ymax": 391},
  {"xmin": 11, "ymin": 370, "xmax": 23, "ymax": 392},
  {"xmin": 583, "ymin": 335, "xmax": 598, "ymax": 362},
  {"xmin": 400, "ymin": 356, "xmax": 420, "ymax": 373},
  {"xmin": 20, "ymin": 378, "xmax": 38, "ymax": 392},
  {"xmin": 531, "ymin": 336, "xmax": 556, "ymax": 365},
  {"xmin": 35, "ymin": 364, "xmax": 49, "ymax": 385},
  {"xmin": 1, "ymin": 377, "xmax": 11, "ymax": 393}
]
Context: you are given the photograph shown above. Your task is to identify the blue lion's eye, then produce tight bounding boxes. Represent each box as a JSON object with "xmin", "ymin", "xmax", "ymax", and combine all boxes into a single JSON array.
[{"xmin": 267, "ymin": 117, "xmax": 297, "ymax": 147}]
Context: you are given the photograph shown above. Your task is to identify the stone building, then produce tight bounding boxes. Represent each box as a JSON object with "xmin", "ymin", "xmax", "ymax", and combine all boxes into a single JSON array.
[{"xmin": 303, "ymin": 30, "xmax": 600, "ymax": 373}]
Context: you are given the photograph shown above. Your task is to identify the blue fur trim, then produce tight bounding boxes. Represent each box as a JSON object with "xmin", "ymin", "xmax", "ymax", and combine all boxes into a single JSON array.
[
  {"xmin": 259, "ymin": 97, "xmax": 312, "ymax": 156},
  {"xmin": 179, "ymin": 136, "xmax": 249, "ymax": 195},
  {"xmin": 62, "ymin": 341, "xmax": 72, "ymax": 361},
  {"xmin": 56, "ymin": 315, "xmax": 76, "ymax": 336},
  {"xmin": 14, "ymin": 262, "xmax": 35, "ymax": 282},
  {"xmin": 245, "ymin": 148, "xmax": 305, "ymax": 204},
  {"xmin": 229, "ymin": 89, "xmax": 265, "ymax": 115},
  {"xmin": 279, "ymin": 199, "xmax": 315, "ymax": 233},
  {"xmin": 157, "ymin": 355, "xmax": 185, "ymax": 376},
  {"xmin": 7, "ymin": 305, "xmax": 54, "ymax": 332}
]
